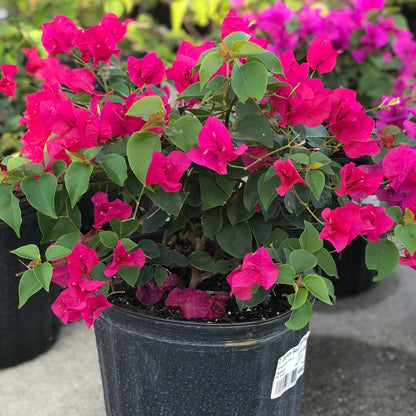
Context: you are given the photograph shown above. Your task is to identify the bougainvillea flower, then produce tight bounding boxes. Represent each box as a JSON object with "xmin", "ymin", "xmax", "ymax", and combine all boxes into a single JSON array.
[
  {"xmin": 0, "ymin": 64, "xmax": 18, "ymax": 97},
  {"xmin": 241, "ymin": 146, "xmax": 277, "ymax": 172},
  {"xmin": 91, "ymin": 192, "xmax": 132, "ymax": 229},
  {"xmin": 165, "ymin": 287, "xmax": 228, "ymax": 320},
  {"xmin": 187, "ymin": 116, "xmax": 247, "ymax": 175},
  {"xmin": 221, "ymin": 9, "xmax": 255, "ymax": 40},
  {"xmin": 273, "ymin": 159, "xmax": 306, "ymax": 196},
  {"xmin": 357, "ymin": 204, "xmax": 394, "ymax": 241},
  {"xmin": 399, "ymin": 249, "xmax": 416, "ymax": 270},
  {"xmin": 66, "ymin": 243, "xmax": 99, "ymax": 280},
  {"xmin": 82, "ymin": 293, "xmax": 113, "ymax": 328},
  {"xmin": 41, "ymin": 15, "xmax": 81, "ymax": 55},
  {"xmin": 306, "ymin": 34, "xmax": 338, "ymax": 74},
  {"xmin": 103, "ymin": 240, "xmax": 146, "ymax": 277},
  {"xmin": 319, "ymin": 203, "xmax": 364, "ymax": 252},
  {"xmin": 227, "ymin": 247, "xmax": 278, "ymax": 300},
  {"xmin": 52, "ymin": 288, "xmax": 86, "ymax": 324},
  {"xmin": 146, "ymin": 150, "xmax": 191, "ymax": 192},
  {"xmin": 127, "ymin": 53, "xmax": 165, "ymax": 88},
  {"xmin": 336, "ymin": 162, "xmax": 383, "ymax": 196},
  {"xmin": 62, "ymin": 68, "xmax": 96, "ymax": 95},
  {"xmin": 382, "ymin": 144, "xmax": 416, "ymax": 190},
  {"xmin": 136, "ymin": 273, "xmax": 180, "ymax": 306}
]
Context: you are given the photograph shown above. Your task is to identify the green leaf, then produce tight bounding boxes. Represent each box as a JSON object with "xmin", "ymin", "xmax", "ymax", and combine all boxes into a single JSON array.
[
  {"xmin": 136, "ymin": 265, "xmax": 154, "ymax": 286},
  {"xmin": 7, "ymin": 156, "xmax": 29, "ymax": 171},
  {"xmin": 10, "ymin": 244, "xmax": 40, "ymax": 260},
  {"xmin": 21, "ymin": 173, "xmax": 57, "ymax": 219},
  {"xmin": 147, "ymin": 188, "xmax": 188, "ymax": 216},
  {"xmin": 248, "ymin": 52, "xmax": 283, "ymax": 74},
  {"xmin": 315, "ymin": 247, "xmax": 338, "ymax": 278},
  {"xmin": 199, "ymin": 172, "xmax": 234, "ymax": 210},
  {"xmin": 83, "ymin": 146, "xmax": 103, "ymax": 161},
  {"xmin": 170, "ymin": 116, "xmax": 202, "ymax": 151},
  {"xmin": 243, "ymin": 171, "xmax": 261, "ymax": 211},
  {"xmin": 18, "ymin": 268, "xmax": 43, "ymax": 308},
  {"xmin": 126, "ymin": 95, "xmax": 164, "ymax": 120},
  {"xmin": 235, "ymin": 114, "xmax": 274, "ymax": 147},
  {"xmin": 201, "ymin": 208, "xmax": 223, "ymax": 238},
  {"xmin": 302, "ymin": 274, "xmax": 332, "ymax": 305},
  {"xmin": 65, "ymin": 162, "xmax": 93, "ymax": 208},
  {"xmin": 290, "ymin": 153, "xmax": 310, "ymax": 165},
  {"xmin": 249, "ymin": 214, "xmax": 272, "ymax": 246},
  {"xmin": 216, "ymin": 221, "xmax": 252, "ymax": 258},
  {"xmin": 102, "ymin": 153, "xmax": 128, "ymax": 186},
  {"xmin": 305, "ymin": 170, "xmax": 325, "ymax": 200},
  {"xmin": 227, "ymin": 194, "xmax": 254, "ymax": 226},
  {"xmin": 199, "ymin": 52, "xmax": 225, "ymax": 89},
  {"xmin": 289, "ymin": 249, "xmax": 318, "ymax": 273},
  {"xmin": 120, "ymin": 238, "xmax": 138, "ymax": 252},
  {"xmin": 137, "ymin": 239, "xmax": 161, "ymax": 258},
  {"xmin": 277, "ymin": 264, "xmax": 296, "ymax": 285},
  {"xmin": 56, "ymin": 232, "xmax": 81, "ymax": 250},
  {"xmin": 45, "ymin": 244, "xmax": 72, "ymax": 261},
  {"xmin": 285, "ymin": 299, "xmax": 313, "ymax": 330},
  {"xmin": 154, "ymin": 267, "xmax": 168, "ymax": 287},
  {"xmin": 231, "ymin": 61, "xmax": 268, "ymax": 103},
  {"xmin": 188, "ymin": 250, "xmax": 216, "ymax": 271},
  {"xmin": 99, "ymin": 231, "xmax": 119, "ymax": 248},
  {"xmin": 52, "ymin": 160, "xmax": 67, "ymax": 177},
  {"xmin": 385, "ymin": 206, "xmax": 404, "ymax": 224},
  {"xmin": 117, "ymin": 265, "xmax": 140, "ymax": 286},
  {"xmin": 236, "ymin": 285, "xmax": 270, "ymax": 309},
  {"xmin": 299, "ymin": 221, "xmax": 323, "ymax": 253},
  {"xmin": 230, "ymin": 40, "xmax": 267, "ymax": 57},
  {"xmin": 291, "ymin": 287, "xmax": 308, "ymax": 310},
  {"xmin": 223, "ymin": 31, "xmax": 251, "ymax": 49},
  {"xmin": 257, "ymin": 171, "xmax": 279, "ymax": 211},
  {"xmin": 365, "ymin": 240, "xmax": 400, "ymax": 281},
  {"xmin": 394, "ymin": 223, "xmax": 416, "ymax": 255},
  {"xmin": 33, "ymin": 263, "xmax": 52, "ymax": 291},
  {"xmin": 110, "ymin": 218, "xmax": 140, "ymax": 238},
  {"xmin": 127, "ymin": 131, "xmax": 161, "ymax": 185},
  {"xmin": 214, "ymin": 259, "xmax": 230, "ymax": 274}
]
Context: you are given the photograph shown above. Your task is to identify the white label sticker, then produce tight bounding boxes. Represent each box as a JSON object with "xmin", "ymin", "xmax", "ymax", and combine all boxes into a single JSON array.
[{"xmin": 270, "ymin": 331, "xmax": 310, "ymax": 399}]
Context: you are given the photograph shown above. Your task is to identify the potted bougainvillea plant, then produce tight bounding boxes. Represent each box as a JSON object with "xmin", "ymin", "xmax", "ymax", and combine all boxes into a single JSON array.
[{"xmin": 1, "ymin": 10, "xmax": 415, "ymax": 416}]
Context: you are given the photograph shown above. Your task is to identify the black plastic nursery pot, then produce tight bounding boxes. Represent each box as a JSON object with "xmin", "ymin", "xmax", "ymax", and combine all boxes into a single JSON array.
[
  {"xmin": 0, "ymin": 201, "xmax": 60, "ymax": 368},
  {"xmin": 94, "ymin": 305, "xmax": 309, "ymax": 416}
]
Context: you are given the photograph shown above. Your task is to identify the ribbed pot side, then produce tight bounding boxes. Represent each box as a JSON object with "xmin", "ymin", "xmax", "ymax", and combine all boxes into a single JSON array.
[{"xmin": 94, "ymin": 304, "xmax": 309, "ymax": 416}]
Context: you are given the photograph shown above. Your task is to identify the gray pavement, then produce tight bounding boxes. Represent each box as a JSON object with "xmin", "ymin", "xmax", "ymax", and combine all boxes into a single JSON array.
[{"xmin": 0, "ymin": 264, "xmax": 414, "ymax": 416}]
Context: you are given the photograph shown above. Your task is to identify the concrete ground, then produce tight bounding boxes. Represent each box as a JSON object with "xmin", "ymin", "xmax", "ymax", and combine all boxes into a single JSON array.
[{"xmin": 0, "ymin": 265, "xmax": 414, "ymax": 416}]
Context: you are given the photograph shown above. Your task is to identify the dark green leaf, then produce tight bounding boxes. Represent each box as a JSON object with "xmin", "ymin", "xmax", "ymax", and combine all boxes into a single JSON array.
[
  {"xmin": 285, "ymin": 299, "xmax": 312, "ymax": 330},
  {"xmin": 214, "ymin": 259, "xmax": 230, "ymax": 274},
  {"xmin": 110, "ymin": 218, "xmax": 140, "ymax": 238},
  {"xmin": 102, "ymin": 153, "xmax": 128, "ymax": 186},
  {"xmin": 365, "ymin": 240, "xmax": 400, "ymax": 281},
  {"xmin": 236, "ymin": 286, "xmax": 270, "ymax": 309},
  {"xmin": 56, "ymin": 232, "xmax": 81, "ymax": 250},
  {"xmin": 249, "ymin": 214, "xmax": 272, "ymax": 246},
  {"xmin": 201, "ymin": 208, "xmax": 224, "ymax": 238},
  {"xmin": 302, "ymin": 274, "xmax": 332, "ymax": 305},
  {"xmin": 45, "ymin": 245, "xmax": 72, "ymax": 261},
  {"xmin": 289, "ymin": 249, "xmax": 318, "ymax": 273},
  {"xmin": 137, "ymin": 239, "xmax": 161, "ymax": 258},
  {"xmin": 257, "ymin": 171, "xmax": 279, "ymax": 211},
  {"xmin": 170, "ymin": 116, "xmax": 202, "ymax": 151},
  {"xmin": 10, "ymin": 244, "xmax": 40, "ymax": 260},
  {"xmin": 299, "ymin": 221, "xmax": 323, "ymax": 253},
  {"xmin": 18, "ymin": 268, "xmax": 43, "ymax": 308},
  {"xmin": 65, "ymin": 162, "xmax": 93, "ymax": 208},
  {"xmin": 147, "ymin": 188, "xmax": 188, "ymax": 216},
  {"xmin": 188, "ymin": 250, "xmax": 216, "ymax": 271},
  {"xmin": 21, "ymin": 173, "xmax": 57, "ymax": 218},
  {"xmin": 315, "ymin": 247, "xmax": 338, "ymax": 278},
  {"xmin": 277, "ymin": 264, "xmax": 296, "ymax": 285},
  {"xmin": 99, "ymin": 231, "xmax": 119, "ymax": 248},
  {"xmin": 118, "ymin": 266, "xmax": 140, "ymax": 286},
  {"xmin": 199, "ymin": 52, "xmax": 225, "ymax": 89},
  {"xmin": 33, "ymin": 263, "xmax": 52, "ymax": 291},
  {"xmin": 127, "ymin": 131, "xmax": 161, "ymax": 185},
  {"xmin": 216, "ymin": 221, "xmax": 252, "ymax": 258},
  {"xmin": 154, "ymin": 267, "xmax": 168, "ymax": 287},
  {"xmin": 235, "ymin": 114, "xmax": 274, "ymax": 147},
  {"xmin": 199, "ymin": 172, "xmax": 234, "ymax": 210},
  {"xmin": 305, "ymin": 170, "xmax": 325, "ymax": 201}
]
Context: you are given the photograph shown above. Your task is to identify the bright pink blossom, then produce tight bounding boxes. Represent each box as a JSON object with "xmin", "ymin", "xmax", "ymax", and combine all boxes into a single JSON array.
[
  {"xmin": 274, "ymin": 159, "xmax": 306, "ymax": 196},
  {"xmin": 357, "ymin": 204, "xmax": 394, "ymax": 241},
  {"xmin": 165, "ymin": 287, "xmax": 228, "ymax": 320},
  {"xmin": 91, "ymin": 192, "xmax": 132, "ymax": 229},
  {"xmin": 187, "ymin": 116, "xmax": 247, "ymax": 175},
  {"xmin": 336, "ymin": 162, "xmax": 383, "ymax": 196},
  {"xmin": 382, "ymin": 145, "xmax": 416, "ymax": 190},
  {"xmin": 0, "ymin": 64, "xmax": 18, "ymax": 97},
  {"xmin": 146, "ymin": 150, "xmax": 191, "ymax": 192},
  {"xmin": 221, "ymin": 9, "xmax": 255, "ymax": 40},
  {"xmin": 103, "ymin": 240, "xmax": 146, "ymax": 277},
  {"xmin": 127, "ymin": 53, "xmax": 165, "ymax": 88},
  {"xmin": 399, "ymin": 249, "xmax": 416, "ymax": 270},
  {"xmin": 319, "ymin": 203, "xmax": 364, "ymax": 252},
  {"xmin": 307, "ymin": 34, "xmax": 338, "ymax": 74},
  {"xmin": 82, "ymin": 294, "xmax": 113, "ymax": 328},
  {"xmin": 41, "ymin": 15, "xmax": 81, "ymax": 55},
  {"xmin": 66, "ymin": 243, "xmax": 99, "ymax": 280},
  {"xmin": 227, "ymin": 247, "xmax": 278, "ymax": 300}
]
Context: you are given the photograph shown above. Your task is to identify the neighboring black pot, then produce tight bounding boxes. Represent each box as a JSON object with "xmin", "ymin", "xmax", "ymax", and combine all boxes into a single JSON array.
[
  {"xmin": 330, "ymin": 236, "xmax": 376, "ymax": 298},
  {"xmin": 94, "ymin": 305, "xmax": 310, "ymax": 416},
  {"xmin": 0, "ymin": 201, "xmax": 60, "ymax": 368}
]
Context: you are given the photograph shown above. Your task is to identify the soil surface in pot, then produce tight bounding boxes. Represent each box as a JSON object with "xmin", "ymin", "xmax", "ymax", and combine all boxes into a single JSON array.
[{"xmin": 108, "ymin": 278, "xmax": 293, "ymax": 324}]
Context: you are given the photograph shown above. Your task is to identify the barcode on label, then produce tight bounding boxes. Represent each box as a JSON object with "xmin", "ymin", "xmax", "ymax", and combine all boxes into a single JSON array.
[{"xmin": 270, "ymin": 331, "xmax": 310, "ymax": 399}]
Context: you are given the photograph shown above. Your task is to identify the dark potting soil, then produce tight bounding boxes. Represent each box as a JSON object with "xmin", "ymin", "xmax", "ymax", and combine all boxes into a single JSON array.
[{"xmin": 107, "ymin": 278, "xmax": 293, "ymax": 324}]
